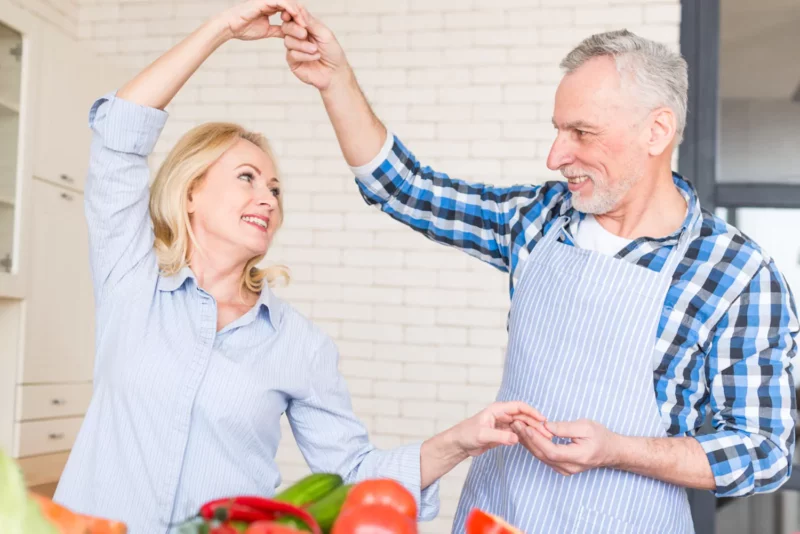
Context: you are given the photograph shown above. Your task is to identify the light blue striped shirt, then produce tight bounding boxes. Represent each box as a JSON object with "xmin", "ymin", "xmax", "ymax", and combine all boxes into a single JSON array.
[{"xmin": 53, "ymin": 94, "xmax": 439, "ymax": 533}]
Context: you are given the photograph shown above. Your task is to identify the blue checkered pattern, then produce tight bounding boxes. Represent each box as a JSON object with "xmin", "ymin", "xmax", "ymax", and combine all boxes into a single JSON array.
[{"xmin": 354, "ymin": 134, "xmax": 799, "ymax": 498}]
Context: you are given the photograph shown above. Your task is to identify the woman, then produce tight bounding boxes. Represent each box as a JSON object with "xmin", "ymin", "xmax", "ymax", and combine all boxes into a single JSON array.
[{"xmin": 52, "ymin": 1, "xmax": 545, "ymax": 532}]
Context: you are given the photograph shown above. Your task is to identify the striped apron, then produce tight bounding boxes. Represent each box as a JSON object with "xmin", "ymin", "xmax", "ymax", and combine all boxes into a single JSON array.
[{"xmin": 452, "ymin": 211, "xmax": 700, "ymax": 533}]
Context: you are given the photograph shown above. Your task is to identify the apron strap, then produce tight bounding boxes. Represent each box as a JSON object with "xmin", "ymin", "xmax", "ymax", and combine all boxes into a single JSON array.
[{"xmin": 658, "ymin": 200, "xmax": 703, "ymax": 283}]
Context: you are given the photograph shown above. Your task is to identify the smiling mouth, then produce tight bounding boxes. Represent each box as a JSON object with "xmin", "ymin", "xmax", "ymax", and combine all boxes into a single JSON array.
[
  {"xmin": 242, "ymin": 215, "xmax": 269, "ymax": 232},
  {"xmin": 565, "ymin": 175, "xmax": 590, "ymax": 184}
]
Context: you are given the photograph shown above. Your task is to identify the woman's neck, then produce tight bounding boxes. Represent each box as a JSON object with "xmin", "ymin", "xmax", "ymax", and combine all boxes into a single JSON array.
[{"xmin": 188, "ymin": 251, "xmax": 257, "ymax": 305}]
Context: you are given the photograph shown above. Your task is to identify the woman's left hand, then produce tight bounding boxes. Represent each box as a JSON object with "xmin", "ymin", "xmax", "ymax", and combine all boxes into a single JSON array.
[
  {"xmin": 451, "ymin": 401, "xmax": 552, "ymax": 457},
  {"xmin": 218, "ymin": 0, "xmax": 306, "ymax": 41}
]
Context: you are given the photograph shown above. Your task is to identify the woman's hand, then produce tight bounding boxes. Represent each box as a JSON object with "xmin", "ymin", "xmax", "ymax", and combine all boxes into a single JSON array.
[
  {"xmin": 219, "ymin": 0, "xmax": 306, "ymax": 41},
  {"xmin": 452, "ymin": 401, "xmax": 551, "ymax": 458}
]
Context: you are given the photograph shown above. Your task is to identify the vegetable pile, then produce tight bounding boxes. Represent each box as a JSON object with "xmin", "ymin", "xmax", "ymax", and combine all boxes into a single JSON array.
[
  {"xmin": 0, "ymin": 448, "xmax": 524, "ymax": 534},
  {"xmin": 176, "ymin": 475, "xmax": 420, "ymax": 534}
]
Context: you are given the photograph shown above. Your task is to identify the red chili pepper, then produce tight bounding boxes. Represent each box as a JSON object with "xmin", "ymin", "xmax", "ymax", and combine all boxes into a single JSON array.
[
  {"xmin": 199, "ymin": 500, "xmax": 275, "ymax": 523},
  {"xmin": 199, "ymin": 496, "xmax": 321, "ymax": 534}
]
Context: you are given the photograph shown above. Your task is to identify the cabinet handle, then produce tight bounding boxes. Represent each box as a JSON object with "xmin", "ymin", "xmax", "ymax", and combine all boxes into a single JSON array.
[
  {"xmin": 60, "ymin": 174, "xmax": 74, "ymax": 184},
  {"xmin": 60, "ymin": 192, "xmax": 73, "ymax": 201},
  {"xmin": 48, "ymin": 433, "xmax": 64, "ymax": 440},
  {"xmin": 51, "ymin": 398, "xmax": 66, "ymax": 406}
]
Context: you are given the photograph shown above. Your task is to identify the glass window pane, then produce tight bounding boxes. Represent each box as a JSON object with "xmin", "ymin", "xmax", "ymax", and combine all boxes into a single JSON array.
[
  {"xmin": 719, "ymin": 0, "xmax": 800, "ymax": 184},
  {"xmin": 0, "ymin": 21, "xmax": 22, "ymax": 273}
]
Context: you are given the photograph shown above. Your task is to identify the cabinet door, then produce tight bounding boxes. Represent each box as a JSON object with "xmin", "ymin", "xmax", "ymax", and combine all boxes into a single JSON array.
[
  {"xmin": 23, "ymin": 178, "xmax": 94, "ymax": 383},
  {"xmin": 32, "ymin": 28, "xmax": 124, "ymax": 192},
  {"xmin": 31, "ymin": 27, "xmax": 86, "ymax": 191}
]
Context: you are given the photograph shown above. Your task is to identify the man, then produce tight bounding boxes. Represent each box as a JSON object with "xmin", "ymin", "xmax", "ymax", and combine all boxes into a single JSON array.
[{"xmin": 279, "ymin": 8, "xmax": 799, "ymax": 534}]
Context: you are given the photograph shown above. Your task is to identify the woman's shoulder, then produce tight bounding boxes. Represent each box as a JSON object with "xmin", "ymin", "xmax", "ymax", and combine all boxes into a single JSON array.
[{"xmin": 268, "ymin": 290, "xmax": 335, "ymax": 353}]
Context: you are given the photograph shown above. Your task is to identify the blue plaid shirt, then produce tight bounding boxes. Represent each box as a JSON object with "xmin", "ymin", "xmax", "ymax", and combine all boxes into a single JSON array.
[{"xmin": 352, "ymin": 133, "xmax": 799, "ymax": 498}]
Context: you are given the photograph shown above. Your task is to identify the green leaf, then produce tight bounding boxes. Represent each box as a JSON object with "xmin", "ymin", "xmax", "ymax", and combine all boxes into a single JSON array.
[{"xmin": 0, "ymin": 448, "xmax": 57, "ymax": 534}]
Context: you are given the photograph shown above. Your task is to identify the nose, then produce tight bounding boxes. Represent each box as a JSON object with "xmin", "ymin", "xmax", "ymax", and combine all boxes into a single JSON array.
[
  {"xmin": 546, "ymin": 131, "xmax": 575, "ymax": 171},
  {"xmin": 254, "ymin": 186, "xmax": 277, "ymax": 210}
]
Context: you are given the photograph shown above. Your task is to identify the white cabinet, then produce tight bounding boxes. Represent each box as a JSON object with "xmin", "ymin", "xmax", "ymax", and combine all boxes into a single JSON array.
[
  {"xmin": 0, "ymin": 0, "xmax": 126, "ymax": 490},
  {"xmin": 0, "ymin": 1, "xmax": 38, "ymax": 298},
  {"xmin": 16, "ymin": 384, "xmax": 93, "ymax": 420},
  {"xmin": 22, "ymin": 179, "xmax": 95, "ymax": 383},
  {"xmin": 33, "ymin": 27, "xmax": 121, "ymax": 192},
  {"xmin": 15, "ymin": 416, "xmax": 83, "ymax": 457}
]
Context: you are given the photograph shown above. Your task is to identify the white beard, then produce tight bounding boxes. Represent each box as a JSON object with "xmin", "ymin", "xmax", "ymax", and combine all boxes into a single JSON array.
[{"xmin": 571, "ymin": 172, "xmax": 640, "ymax": 214}]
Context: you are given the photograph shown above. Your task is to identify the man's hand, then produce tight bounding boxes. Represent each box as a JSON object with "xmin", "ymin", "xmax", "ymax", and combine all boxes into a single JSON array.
[
  {"xmin": 511, "ymin": 418, "xmax": 621, "ymax": 476},
  {"xmin": 281, "ymin": 6, "xmax": 350, "ymax": 91}
]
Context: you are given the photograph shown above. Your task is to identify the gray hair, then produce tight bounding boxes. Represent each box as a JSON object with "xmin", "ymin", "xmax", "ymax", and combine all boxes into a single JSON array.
[{"xmin": 560, "ymin": 29, "xmax": 689, "ymax": 145}]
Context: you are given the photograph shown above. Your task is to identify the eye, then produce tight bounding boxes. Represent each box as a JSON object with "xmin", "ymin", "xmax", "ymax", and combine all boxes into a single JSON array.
[
  {"xmin": 238, "ymin": 172, "xmax": 254, "ymax": 183},
  {"xmin": 576, "ymin": 129, "xmax": 589, "ymax": 137},
  {"xmin": 270, "ymin": 187, "xmax": 281, "ymax": 197}
]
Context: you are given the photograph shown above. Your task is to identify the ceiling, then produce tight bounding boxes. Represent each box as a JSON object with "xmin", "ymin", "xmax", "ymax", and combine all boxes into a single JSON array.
[{"xmin": 719, "ymin": 0, "xmax": 800, "ymax": 100}]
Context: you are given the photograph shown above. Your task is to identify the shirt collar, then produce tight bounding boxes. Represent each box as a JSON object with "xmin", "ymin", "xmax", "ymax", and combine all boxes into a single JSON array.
[
  {"xmin": 562, "ymin": 172, "xmax": 702, "ymax": 244},
  {"xmin": 156, "ymin": 266, "xmax": 284, "ymax": 329}
]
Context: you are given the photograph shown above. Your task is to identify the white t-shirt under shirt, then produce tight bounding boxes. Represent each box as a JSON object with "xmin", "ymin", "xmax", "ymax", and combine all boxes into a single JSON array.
[{"xmin": 572, "ymin": 214, "xmax": 634, "ymax": 257}]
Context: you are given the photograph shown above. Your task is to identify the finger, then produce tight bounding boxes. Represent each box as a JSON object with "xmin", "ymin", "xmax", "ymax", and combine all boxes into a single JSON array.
[
  {"xmin": 512, "ymin": 414, "xmax": 551, "ymax": 432},
  {"xmin": 509, "ymin": 417, "xmax": 553, "ymax": 440},
  {"xmin": 494, "ymin": 401, "xmax": 547, "ymax": 422},
  {"xmin": 281, "ymin": 20, "xmax": 308, "ymax": 40},
  {"xmin": 284, "ymin": 34, "xmax": 317, "ymax": 54},
  {"xmin": 546, "ymin": 421, "xmax": 587, "ymax": 439},
  {"xmin": 479, "ymin": 428, "xmax": 519, "ymax": 447},
  {"xmin": 267, "ymin": 0, "xmax": 305, "ymax": 27},
  {"xmin": 287, "ymin": 49, "xmax": 320, "ymax": 62},
  {"xmin": 265, "ymin": 25, "xmax": 285, "ymax": 39},
  {"xmin": 300, "ymin": 6, "xmax": 331, "ymax": 39},
  {"xmin": 525, "ymin": 425, "xmax": 568, "ymax": 462}
]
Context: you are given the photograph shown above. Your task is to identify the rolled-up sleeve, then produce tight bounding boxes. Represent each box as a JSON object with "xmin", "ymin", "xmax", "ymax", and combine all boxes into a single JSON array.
[
  {"xmin": 85, "ymin": 92, "xmax": 168, "ymax": 303},
  {"xmin": 286, "ymin": 336, "xmax": 440, "ymax": 520},
  {"xmin": 696, "ymin": 261, "xmax": 799, "ymax": 496}
]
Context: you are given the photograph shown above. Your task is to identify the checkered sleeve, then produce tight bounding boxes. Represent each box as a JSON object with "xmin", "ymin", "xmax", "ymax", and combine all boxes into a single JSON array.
[
  {"xmin": 695, "ymin": 260, "xmax": 799, "ymax": 497},
  {"xmin": 351, "ymin": 133, "xmax": 549, "ymax": 273}
]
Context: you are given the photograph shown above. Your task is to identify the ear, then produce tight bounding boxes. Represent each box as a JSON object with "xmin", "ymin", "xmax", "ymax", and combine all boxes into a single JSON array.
[
  {"xmin": 647, "ymin": 107, "xmax": 677, "ymax": 156},
  {"xmin": 186, "ymin": 187, "xmax": 196, "ymax": 215}
]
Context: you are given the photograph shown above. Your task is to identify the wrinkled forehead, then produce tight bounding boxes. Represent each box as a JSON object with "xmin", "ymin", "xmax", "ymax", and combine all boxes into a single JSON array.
[{"xmin": 552, "ymin": 56, "xmax": 639, "ymax": 128}]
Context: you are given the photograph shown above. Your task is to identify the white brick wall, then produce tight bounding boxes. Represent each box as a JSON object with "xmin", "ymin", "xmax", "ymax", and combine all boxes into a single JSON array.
[{"xmin": 74, "ymin": 1, "xmax": 680, "ymax": 531}]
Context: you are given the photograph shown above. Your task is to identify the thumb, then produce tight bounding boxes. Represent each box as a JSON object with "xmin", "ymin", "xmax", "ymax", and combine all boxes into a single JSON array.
[
  {"xmin": 480, "ymin": 428, "xmax": 519, "ymax": 447},
  {"xmin": 301, "ymin": 6, "xmax": 331, "ymax": 39},
  {"xmin": 545, "ymin": 421, "xmax": 586, "ymax": 439}
]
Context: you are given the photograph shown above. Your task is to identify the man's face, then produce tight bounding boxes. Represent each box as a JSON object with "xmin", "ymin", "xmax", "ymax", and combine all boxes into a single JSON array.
[{"xmin": 547, "ymin": 56, "xmax": 649, "ymax": 214}]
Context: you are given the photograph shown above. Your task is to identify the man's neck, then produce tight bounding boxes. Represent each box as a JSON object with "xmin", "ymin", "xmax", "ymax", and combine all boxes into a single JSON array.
[{"xmin": 594, "ymin": 171, "xmax": 687, "ymax": 240}]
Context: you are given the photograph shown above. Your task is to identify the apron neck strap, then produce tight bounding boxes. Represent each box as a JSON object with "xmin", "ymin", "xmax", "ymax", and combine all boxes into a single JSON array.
[
  {"xmin": 657, "ymin": 202, "xmax": 702, "ymax": 282},
  {"xmin": 543, "ymin": 202, "xmax": 702, "ymax": 282}
]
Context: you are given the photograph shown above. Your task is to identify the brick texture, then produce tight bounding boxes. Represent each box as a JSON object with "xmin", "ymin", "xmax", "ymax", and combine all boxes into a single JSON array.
[{"xmin": 71, "ymin": 1, "xmax": 681, "ymax": 531}]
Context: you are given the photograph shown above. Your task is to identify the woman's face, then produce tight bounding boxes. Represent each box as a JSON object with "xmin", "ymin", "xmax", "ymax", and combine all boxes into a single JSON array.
[{"xmin": 187, "ymin": 138, "xmax": 282, "ymax": 261}]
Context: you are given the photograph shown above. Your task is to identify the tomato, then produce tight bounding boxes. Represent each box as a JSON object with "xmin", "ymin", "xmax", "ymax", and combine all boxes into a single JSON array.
[
  {"xmin": 211, "ymin": 525, "xmax": 240, "ymax": 534},
  {"xmin": 245, "ymin": 521, "xmax": 303, "ymax": 534},
  {"xmin": 331, "ymin": 504, "xmax": 417, "ymax": 534},
  {"xmin": 340, "ymin": 479, "xmax": 417, "ymax": 521},
  {"xmin": 465, "ymin": 508, "xmax": 523, "ymax": 534}
]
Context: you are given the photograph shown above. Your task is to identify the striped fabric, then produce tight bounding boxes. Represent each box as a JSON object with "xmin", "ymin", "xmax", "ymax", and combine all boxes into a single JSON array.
[
  {"xmin": 52, "ymin": 94, "xmax": 439, "ymax": 534},
  {"xmin": 452, "ymin": 213, "xmax": 697, "ymax": 533},
  {"xmin": 352, "ymin": 132, "xmax": 799, "ymax": 498}
]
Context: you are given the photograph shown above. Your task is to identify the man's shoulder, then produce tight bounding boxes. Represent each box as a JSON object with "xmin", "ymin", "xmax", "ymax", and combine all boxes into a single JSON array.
[{"xmin": 693, "ymin": 208, "xmax": 774, "ymax": 278}]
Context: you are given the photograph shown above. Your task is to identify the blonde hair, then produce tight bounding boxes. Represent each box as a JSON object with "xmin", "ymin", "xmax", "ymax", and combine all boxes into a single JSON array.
[{"xmin": 149, "ymin": 122, "xmax": 290, "ymax": 295}]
